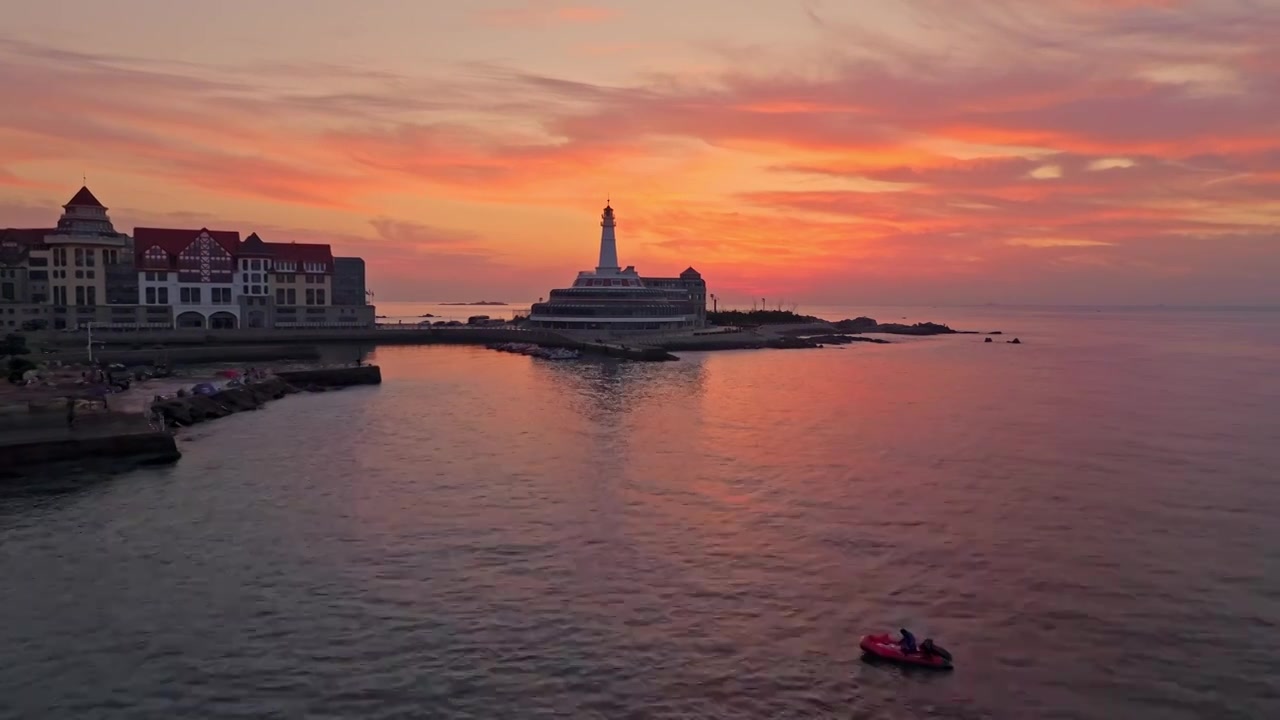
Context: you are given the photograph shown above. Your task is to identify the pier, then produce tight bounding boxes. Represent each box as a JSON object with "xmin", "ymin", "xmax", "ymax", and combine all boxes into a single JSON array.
[{"xmin": 0, "ymin": 415, "xmax": 180, "ymax": 478}]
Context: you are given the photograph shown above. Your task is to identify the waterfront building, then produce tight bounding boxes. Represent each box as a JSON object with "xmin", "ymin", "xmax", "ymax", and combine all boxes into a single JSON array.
[
  {"xmin": 641, "ymin": 268, "xmax": 707, "ymax": 327},
  {"xmin": 260, "ymin": 239, "xmax": 364, "ymax": 328},
  {"xmin": 135, "ymin": 227, "xmax": 242, "ymax": 329},
  {"xmin": 2, "ymin": 187, "xmax": 157, "ymax": 330},
  {"xmin": 36, "ymin": 187, "xmax": 133, "ymax": 309},
  {"xmin": 0, "ymin": 228, "xmax": 45, "ymax": 305},
  {"xmin": 526, "ymin": 204, "xmax": 705, "ymax": 334},
  {"xmin": 3, "ymin": 185, "xmax": 374, "ymax": 331},
  {"xmin": 332, "ymin": 257, "xmax": 367, "ymax": 306},
  {"xmin": 134, "ymin": 229, "xmax": 374, "ymax": 329}
]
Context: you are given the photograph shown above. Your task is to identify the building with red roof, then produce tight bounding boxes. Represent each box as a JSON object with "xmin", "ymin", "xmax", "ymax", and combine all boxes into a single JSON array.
[
  {"xmin": 132, "ymin": 227, "xmax": 370, "ymax": 329},
  {"xmin": 3, "ymin": 185, "xmax": 372, "ymax": 331},
  {"xmin": 1, "ymin": 186, "xmax": 160, "ymax": 330}
]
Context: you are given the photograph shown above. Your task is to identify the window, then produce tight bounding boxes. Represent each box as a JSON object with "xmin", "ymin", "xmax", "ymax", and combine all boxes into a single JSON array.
[
  {"xmin": 158, "ymin": 287, "xmax": 169, "ymax": 304},
  {"xmin": 29, "ymin": 270, "xmax": 47, "ymax": 280},
  {"xmin": 74, "ymin": 248, "xmax": 84, "ymax": 267},
  {"xmin": 52, "ymin": 248, "xmax": 66, "ymax": 266},
  {"xmin": 251, "ymin": 285, "xmax": 260, "ymax": 295},
  {"xmin": 86, "ymin": 250, "xmax": 95, "ymax": 267},
  {"xmin": 250, "ymin": 273, "xmax": 261, "ymax": 283},
  {"xmin": 180, "ymin": 287, "xmax": 202, "ymax": 304},
  {"xmin": 75, "ymin": 270, "xmax": 84, "ymax": 279},
  {"xmin": 316, "ymin": 289, "xmax": 325, "ymax": 305},
  {"xmin": 305, "ymin": 289, "xmax": 315, "ymax": 305},
  {"xmin": 75, "ymin": 286, "xmax": 85, "ymax": 305},
  {"xmin": 0, "ymin": 283, "xmax": 13, "ymax": 301},
  {"xmin": 157, "ymin": 271, "xmax": 168, "ymax": 281},
  {"xmin": 105, "ymin": 250, "xmax": 118, "ymax": 265},
  {"xmin": 286, "ymin": 288, "xmax": 296, "ymax": 305},
  {"xmin": 276, "ymin": 288, "xmax": 285, "ymax": 304},
  {"xmin": 250, "ymin": 259, "xmax": 259, "ymax": 270},
  {"xmin": 211, "ymin": 287, "xmax": 231, "ymax": 304},
  {"xmin": 87, "ymin": 287, "xmax": 96, "ymax": 305},
  {"xmin": 86, "ymin": 270, "xmax": 94, "ymax": 279},
  {"xmin": 146, "ymin": 287, "xmax": 156, "ymax": 304},
  {"xmin": 145, "ymin": 271, "xmax": 156, "ymax": 281},
  {"xmin": 243, "ymin": 285, "xmax": 249, "ymax": 295},
  {"xmin": 29, "ymin": 256, "xmax": 47, "ymax": 267}
]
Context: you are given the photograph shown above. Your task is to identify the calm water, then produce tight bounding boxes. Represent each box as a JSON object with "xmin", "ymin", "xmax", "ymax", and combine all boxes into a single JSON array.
[{"xmin": 2, "ymin": 307, "xmax": 1278, "ymax": 719}]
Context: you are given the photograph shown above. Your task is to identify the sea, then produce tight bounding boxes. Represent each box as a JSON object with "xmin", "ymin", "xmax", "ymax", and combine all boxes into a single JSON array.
[{"xmin": 1, "ymin": 305, "xmax": 1277, "ymax": 719}]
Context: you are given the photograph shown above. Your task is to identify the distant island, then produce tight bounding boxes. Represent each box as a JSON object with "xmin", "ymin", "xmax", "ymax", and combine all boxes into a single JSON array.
[{"xmin": 440, "ymin": 301, "xmax": 508, "ymax": 306}]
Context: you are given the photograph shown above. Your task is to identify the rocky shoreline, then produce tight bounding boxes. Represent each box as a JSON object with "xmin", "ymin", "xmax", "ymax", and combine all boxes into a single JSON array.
[
  {"xmin": 150, "ymin": 366, "xmax": 381, "ymax": 429},
  {"xmin": 0, "ymin": 365, "xmax": 382, "ymax": 478}
]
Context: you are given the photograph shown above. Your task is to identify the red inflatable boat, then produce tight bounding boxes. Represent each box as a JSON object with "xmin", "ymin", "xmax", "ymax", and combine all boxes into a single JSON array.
[{"xmin": 859, "ymin": 633, "xmax": 954, "ymax": 670}]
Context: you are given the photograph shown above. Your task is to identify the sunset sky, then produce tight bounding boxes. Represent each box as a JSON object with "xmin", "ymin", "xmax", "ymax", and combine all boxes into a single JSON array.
[{"xmin": 2, "ymin": 0, "xmax": 1278, "ymax": 306}]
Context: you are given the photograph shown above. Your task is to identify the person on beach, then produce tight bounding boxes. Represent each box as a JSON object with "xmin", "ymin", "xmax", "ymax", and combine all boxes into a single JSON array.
[{"xmin": 65, "ymin": 396, "xmax": 76, "ymax": 429}]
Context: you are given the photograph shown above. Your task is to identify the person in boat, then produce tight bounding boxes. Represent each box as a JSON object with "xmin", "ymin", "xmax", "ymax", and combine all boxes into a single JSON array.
[
  {"xmin": 920, "ymin": 638, "xmax": 936, "ymax": 657},
  {"xmin": 899, "ymin": 628, "xmax": 918, "ymax": 654}
]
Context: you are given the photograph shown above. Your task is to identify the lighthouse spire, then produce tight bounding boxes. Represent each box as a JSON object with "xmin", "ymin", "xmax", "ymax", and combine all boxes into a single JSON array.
[{"xmin": 597, "ymin": 201, "xmax": 619, "ymax": 272}]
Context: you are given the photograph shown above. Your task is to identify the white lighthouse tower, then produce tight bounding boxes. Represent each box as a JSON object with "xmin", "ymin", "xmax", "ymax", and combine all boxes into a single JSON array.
[{"xmin": 596, "ymin": 203, "xmax": 620, "ymax": 273}]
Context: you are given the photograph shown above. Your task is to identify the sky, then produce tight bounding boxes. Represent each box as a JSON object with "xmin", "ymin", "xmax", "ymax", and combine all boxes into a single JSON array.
[{"xmin": 1, "ymin": 0, "xmax": 1278, "ymax": 306}]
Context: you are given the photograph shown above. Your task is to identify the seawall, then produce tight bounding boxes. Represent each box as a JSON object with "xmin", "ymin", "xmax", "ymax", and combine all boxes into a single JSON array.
[
  {"xmin": 276, "ymin": 365, "xmax": 382, "ymax": 387},
  {"xmin": 0, "ymin": 425, "xmax": 180, "ymax": 478},
  {"xmin": 44, "ymin": 344, "xmax": 322, "ymax": 366},
  {"xmin": 36, "ymin": 327, "xmax": 684, "ymax": 362}
]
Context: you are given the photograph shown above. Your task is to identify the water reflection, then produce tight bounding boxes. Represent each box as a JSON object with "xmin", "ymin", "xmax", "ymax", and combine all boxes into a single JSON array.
[
  {"xmin": 534, "ymin": 356, "xmax": 708, "ymax": 424},
  {"xmin": 3, "ymin": 317, "xmax": 1279, "ymax": 719}
]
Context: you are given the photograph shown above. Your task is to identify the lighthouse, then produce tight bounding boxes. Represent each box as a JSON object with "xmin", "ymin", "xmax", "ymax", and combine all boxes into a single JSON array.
[{"xmin": 596, "ymin": 203, "xmax": 620, "ymax": 273}]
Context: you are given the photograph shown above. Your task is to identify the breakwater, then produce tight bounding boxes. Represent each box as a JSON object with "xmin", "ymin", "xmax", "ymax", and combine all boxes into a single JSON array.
[
  {"xmin": 150, "ymin": 365, "xmax": 380, "ymax": 429},
  {"xmin": 0, "ymin": 423, "xmax": 180, "ymax": 478},
  {"xmin": 0, "ymin": 366, "xmax": 380, "ymax": 477}
]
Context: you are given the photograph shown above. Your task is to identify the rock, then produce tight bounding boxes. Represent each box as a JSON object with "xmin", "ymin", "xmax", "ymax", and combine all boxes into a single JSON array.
[
  {"xmin": 808, "ymin": 334, "xmax": 891, "ymax": 345},
  {"xmin": 1008, "ymin": 338, "xmax": 1022, "ymax": 344},
  {"xmin": 985, "ymin": 337, "xmax": 993, "ymax": 343},
  {"xmin": 988, "ymin": 331, "xmax": 1003, "ymax": 335},
  {"xmin": 764, "ymin": 336, "xmax": 820, "ymax": 350},
  {"xmin": 873, "ymin": 322, "xmax": 957, "ymax": 336},
  {"xmin": 833, "ymin": 316, "xmax": 879, "ymax": 332},
  {"xmin": 807, "ymin": 334, "xmax": 855, "ymax": 345}
]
